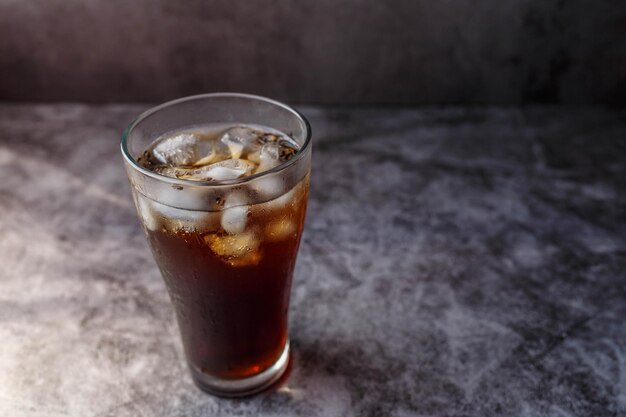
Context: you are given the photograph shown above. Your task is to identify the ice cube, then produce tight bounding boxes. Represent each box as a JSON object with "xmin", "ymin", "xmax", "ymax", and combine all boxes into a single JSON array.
[
  {"xmin": 172, "ymin": 209, "xmax": 220, "ymax": 233},
  {"xmin": 221, "ymin": 206, "xmax": 248, "ymax": 234},
  {"xmin": 227, "ymin": 249, "xmax": 263, "ymax": 267},
  {"xmin": 220, "ymin": 127, "xmax": 259, "ymax": 159},
  {"xmin": 192, "ymin": 139, "xmax": 230, "ymax": 166},
  {"xmin": 142, "ymin": 197, "xmax": 220, "ymax": 233},
  {"xmin": 265, "ymin": 217, "xmax": 297, "ymax": 242},
  {"xmin": 221, "ymin": 191, "xmax": 250, "ymax": 234},
  {"xmin": 154, "ymin": 159, "xmax": 256, "ymax": 181},
  {"xmin": 152, "ymin": 133, "xmax": 200, "ymax": 166},
  {"xmin": 223, "ymin": 191, "xmax": 249, "ymax": 209},
  {"xmin": 219, "ymin": 126, "xmax": 286, "ymax": 159},
  {"xmin": 260, "ymin": 185, "xmax": 296, "ymax": 211},
  {"xmin": 204, "ymin": 231, "xmax": 260, "ymax": 258},
  {"xmin": 255, "ymin": 143, "xmax": 281, "ymax": 174},
  {"xmin": 150, "ymin": 132, "xmax": 232, "ymax": 168},
  {"xmin": 152, "ymin": 166, "xmax": 189, "ymax": 179},
  {"xmin": 202, "ymin": 159, "xmax": 256, "ymax": 181},
  {"xmin": 193, "ymin": 153, "xmax": 216, "ymax": 166},
  {"xmin": 251, "ymin": 176, "xmax": 285, "ymax": 201},
  {"xmin": 257, "ymin": 179, "xmax": 306, "ymax": 211}
]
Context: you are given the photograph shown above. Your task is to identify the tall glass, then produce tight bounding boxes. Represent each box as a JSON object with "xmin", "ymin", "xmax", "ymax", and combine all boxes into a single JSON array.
[{"xmin": 121, "ymin": 93, "xmax": 311, "ymax": 396}]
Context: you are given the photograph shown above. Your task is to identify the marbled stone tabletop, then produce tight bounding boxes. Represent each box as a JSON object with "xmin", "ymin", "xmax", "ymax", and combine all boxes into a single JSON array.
[{"xmin": 0, "ymin": 104, "xmax": 624, "ymax": 417}]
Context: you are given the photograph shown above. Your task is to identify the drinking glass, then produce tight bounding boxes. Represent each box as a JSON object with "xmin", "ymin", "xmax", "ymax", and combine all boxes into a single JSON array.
[{"xmin": 121, "ymin": 93, "xmax": 311, "ymax": 396}]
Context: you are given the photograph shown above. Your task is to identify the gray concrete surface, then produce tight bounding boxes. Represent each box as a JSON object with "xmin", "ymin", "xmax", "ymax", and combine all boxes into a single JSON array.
[
  {"xmin": 0, "ymin": 0, "xmax": 625, "ymax": 105},
  {"xmin": 0, "ymin": 104, "xmax": 625, "ymax": 416}
]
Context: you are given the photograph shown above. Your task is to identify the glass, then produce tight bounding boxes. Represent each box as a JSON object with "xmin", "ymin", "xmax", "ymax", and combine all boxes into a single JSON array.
[{"xmin": 121, "ymin": 93, "xmax": 311, "ymax": 396}]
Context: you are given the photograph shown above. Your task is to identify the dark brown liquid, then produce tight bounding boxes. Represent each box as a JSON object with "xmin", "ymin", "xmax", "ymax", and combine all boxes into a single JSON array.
[{"xmin": 145, "ymin": 180, "xmax": 308, "ymax": 379}]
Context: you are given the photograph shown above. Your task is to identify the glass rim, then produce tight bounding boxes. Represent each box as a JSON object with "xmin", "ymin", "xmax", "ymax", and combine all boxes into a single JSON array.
[{"xmin": 120, "ymin": 92, "xmax": 312, "ymax": 187}]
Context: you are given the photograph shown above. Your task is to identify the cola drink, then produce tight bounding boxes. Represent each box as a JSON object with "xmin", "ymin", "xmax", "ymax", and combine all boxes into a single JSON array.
[{"xmin": 121, "ymin": 94, "xmax": 311, "ymax": 396}]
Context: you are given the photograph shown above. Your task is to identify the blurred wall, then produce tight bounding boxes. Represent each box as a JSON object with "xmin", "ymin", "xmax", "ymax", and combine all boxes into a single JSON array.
[{"xmin": 0, "ymin": 0, "xmax": 625, "ymax": 105}]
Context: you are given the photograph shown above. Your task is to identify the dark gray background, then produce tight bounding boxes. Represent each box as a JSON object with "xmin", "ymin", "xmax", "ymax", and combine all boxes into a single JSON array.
[{"xmin": 1, "ymin": 0, "xmax": 625, "ymax": 105}]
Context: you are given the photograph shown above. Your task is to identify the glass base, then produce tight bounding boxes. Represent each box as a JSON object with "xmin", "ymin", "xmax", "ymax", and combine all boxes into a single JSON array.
[{"xmin": 190, "ymin": 341, "xmax": 290, "ymax": 397}]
